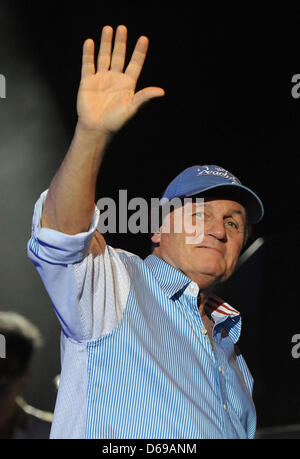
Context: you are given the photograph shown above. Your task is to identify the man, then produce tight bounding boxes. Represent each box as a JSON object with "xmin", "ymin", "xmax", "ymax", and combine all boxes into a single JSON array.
[
  {"xmin": 27, "ymin": 25, "xmax": 264, "ymax": 439},
  {"xmin": 0, "ymin": 312, "xmax": 53, "ymax": 438}
]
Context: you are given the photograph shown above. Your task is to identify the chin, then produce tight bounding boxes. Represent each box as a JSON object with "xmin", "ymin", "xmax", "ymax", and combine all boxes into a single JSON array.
[
  {"xmin": 189, "ymin": 265, "xmax": 226, "ymax": 289},
  {"xmin": 195, "ymin": 267, "xmax": 226, "ymax": 289},
  {"xmin": 189, "ymin": 272, "xmax": 222, "ymax": 291},
  {"xmin": 195, "ymin": 261, "xmax": 225, "ymax": 279}
]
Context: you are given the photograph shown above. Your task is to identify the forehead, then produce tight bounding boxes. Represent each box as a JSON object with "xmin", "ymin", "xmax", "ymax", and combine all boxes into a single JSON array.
[
  {"xmin": 159, "ymin": 196, "xmax": 247, "ymax": 230},
  {"xmin": 196, "ymin": 187, "xmax": 247, "ymax": 215},
  {"xmin": 182, "ymin": 197, "xmax": 245, "ymax": 215},
  {"xmin": 195, "ymin": 198, "xmax": 245, "ymax": 214}
]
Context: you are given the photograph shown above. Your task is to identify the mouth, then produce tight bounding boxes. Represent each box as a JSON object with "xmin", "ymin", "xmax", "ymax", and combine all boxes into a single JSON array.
[{"xmin": 196, "ymin": 245, "xmax": 224, "ymax": 256}]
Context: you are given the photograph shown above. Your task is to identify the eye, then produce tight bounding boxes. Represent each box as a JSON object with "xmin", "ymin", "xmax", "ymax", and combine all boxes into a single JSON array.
[
  {"xmin": 225, "ymin": 220, "xmax": 238, "ymax": 230},
  {"xmin": 193, "ymin": 211, "xmax": 205, "ymax": 218}
]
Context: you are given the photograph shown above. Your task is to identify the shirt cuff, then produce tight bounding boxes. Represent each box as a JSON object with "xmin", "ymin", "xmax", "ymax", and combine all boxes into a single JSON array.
[{"xmin": 28, "ymin": 189, "xmax": 100, "ymax": 264}]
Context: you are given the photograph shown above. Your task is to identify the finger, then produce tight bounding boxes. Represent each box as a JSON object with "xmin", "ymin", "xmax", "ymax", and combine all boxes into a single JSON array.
[
  {"xmin": 125, "ymin": 35, "xmax": 149, "ymax": 82},
  {"xmin": 110, "ymin": 25, "xmax": 127, "ymax": 72},
  {"xmin": 132, "ymin": 86, "xmax": 165, "ymax": 111},
  {"xmin": 97, "ymin": 25, "xmax": 113, "ymax": 73},
  {"xmin": 81, "ymin": 39, "xmax": 95, "ymax": 78}
]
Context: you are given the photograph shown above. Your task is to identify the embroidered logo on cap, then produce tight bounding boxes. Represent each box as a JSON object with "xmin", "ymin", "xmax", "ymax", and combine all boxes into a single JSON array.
[{"xmin": 196, "ymin": 166, "xmax": 240, "ymax": 184}]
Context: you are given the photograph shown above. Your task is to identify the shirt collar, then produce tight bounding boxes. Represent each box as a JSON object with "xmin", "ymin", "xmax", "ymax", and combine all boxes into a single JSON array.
[
  {"xmin": 144, "ymin": 254, "xmax": 192, "ymax": 299},
  {"xmin": 144, "ymin": 254, "xmax": 242, "ymax": 343},
  {"xmin": 209, "ymin": 301, "xmax": 241, "ymax": 343}
]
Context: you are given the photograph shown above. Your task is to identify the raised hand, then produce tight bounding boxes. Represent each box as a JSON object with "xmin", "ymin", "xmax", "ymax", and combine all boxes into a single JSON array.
[{"xmin": 77, "ymin": 25, "xmax": 165, "ymax": 133}]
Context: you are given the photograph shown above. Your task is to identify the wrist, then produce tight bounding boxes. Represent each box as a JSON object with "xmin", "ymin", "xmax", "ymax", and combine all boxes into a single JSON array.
[
  {"xmin": 68, "ymin": 119, "xmax": 112, "ymax": 165},
  {"xmin": 75, "ymin": 118, "xmax": 113, "ymax": 143}
]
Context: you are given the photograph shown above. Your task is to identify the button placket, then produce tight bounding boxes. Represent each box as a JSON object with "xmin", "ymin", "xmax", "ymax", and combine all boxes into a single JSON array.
[
  {"xmin": 213, "ymin": 333, "xmax": 230, "ymax": 421},
  {"xmin": 181, "ymin": 283, "xmax": 217, "ymax": 356}
]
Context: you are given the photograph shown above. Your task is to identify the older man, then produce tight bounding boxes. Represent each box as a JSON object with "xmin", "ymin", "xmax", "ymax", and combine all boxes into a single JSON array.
[{"xmin": 27, "ymin": 25, "xmax": 263, "ymax": 439}]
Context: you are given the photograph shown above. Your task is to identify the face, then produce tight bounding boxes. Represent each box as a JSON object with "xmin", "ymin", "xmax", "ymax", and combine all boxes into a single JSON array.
[{"xmin": 151, "ymin": 198, "xmax": 247, "ymax": 290}]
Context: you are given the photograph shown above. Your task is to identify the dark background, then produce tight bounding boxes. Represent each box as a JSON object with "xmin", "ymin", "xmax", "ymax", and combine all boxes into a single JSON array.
[{"xmin": 0, "ymin": 0, "xmax": 299, "ymax": 433}]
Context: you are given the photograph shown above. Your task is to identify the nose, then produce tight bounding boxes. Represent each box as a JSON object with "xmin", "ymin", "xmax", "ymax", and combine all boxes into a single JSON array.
[{"xmin": 206, "ymin": 217, "xmax": 227, "ymax": 242}]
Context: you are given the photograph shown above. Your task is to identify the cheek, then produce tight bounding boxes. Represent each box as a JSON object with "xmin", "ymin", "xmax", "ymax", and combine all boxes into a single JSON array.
[
  {"xmin": 159, "ymin": 232, "xmax": 194, "ymax": 270},
  {"xmin": 197, "ymin": 250, "xmax": 226, "ymax": 272},
  {"xmin": 160, "ymin": 232, "xmax": 185, "ymax": 253},
  {"xmin": 225, "ymin": 241, "xmax": 244, "ymax": 269}
]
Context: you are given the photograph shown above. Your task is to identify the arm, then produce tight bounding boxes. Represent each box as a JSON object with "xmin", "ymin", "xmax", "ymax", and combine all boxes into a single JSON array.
[{"xmin": 41, "ymin": 25, "xmax": 165, "ymax": 234}]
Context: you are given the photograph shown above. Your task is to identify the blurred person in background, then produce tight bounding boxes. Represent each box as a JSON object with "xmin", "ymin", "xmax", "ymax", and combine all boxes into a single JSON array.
[{"xmin": 0, "ymin": 311, "xmax": 53, "ymax": 439}]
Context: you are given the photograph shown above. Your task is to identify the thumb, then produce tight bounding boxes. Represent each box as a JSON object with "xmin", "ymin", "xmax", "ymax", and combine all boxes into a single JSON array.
[{"xmin": 132, "ymin": 86, "xmax": 165, "ymax": 111}]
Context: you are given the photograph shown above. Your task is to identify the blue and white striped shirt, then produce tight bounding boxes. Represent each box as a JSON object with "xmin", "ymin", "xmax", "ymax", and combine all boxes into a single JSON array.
[{"xmin": 27, "ymin": 190, "xmax": 256, "ymax": 439}]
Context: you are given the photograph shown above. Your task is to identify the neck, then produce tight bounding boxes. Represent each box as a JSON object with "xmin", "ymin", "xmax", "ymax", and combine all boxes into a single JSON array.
[
  {"xmin": 197, "ymin": 290, "xmax": 210, "ymax": 317},
  {"xmin": 151, "ymin": 250, "xmax": 220, "ymax": 316}
]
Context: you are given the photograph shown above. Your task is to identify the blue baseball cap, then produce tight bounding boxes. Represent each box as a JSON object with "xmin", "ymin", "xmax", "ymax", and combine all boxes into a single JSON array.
[{"xmin": 160, "ymin": 165, "xmax": 264, "ymax": 224}]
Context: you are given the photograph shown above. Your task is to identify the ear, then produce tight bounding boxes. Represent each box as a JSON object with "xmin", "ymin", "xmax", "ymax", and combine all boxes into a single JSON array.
[{"xmin": 151, "ymin": 232, "xmax": 161, "ymax": 244}]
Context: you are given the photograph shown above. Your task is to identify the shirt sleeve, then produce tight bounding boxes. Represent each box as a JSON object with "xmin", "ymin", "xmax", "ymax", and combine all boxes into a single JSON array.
[{"xmin": 27, "ymin": 190, "xmax": 130, "ymax": 342}]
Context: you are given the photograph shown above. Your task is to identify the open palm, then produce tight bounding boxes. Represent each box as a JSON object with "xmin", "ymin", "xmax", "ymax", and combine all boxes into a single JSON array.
[{"xmin": 77, "ymin": 25, "xmax": 165, "ymax": 133}]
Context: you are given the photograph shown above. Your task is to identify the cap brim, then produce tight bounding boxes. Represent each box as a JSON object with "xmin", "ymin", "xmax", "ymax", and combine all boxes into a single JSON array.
[{"xmin": 184, "ymin": 183, "xmax": 264, "ymax": 224}]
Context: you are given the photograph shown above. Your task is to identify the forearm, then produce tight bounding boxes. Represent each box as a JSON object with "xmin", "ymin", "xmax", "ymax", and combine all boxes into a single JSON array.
[{"xmin": 41, "ymin": 122, "xmax": 111, "ymax": 234}]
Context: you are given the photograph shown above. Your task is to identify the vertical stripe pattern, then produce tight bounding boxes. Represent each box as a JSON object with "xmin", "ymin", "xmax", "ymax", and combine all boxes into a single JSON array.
[
  {"xmin": 85, "ymin": 254, "xmax": 256, "ymax": 439},
  {"xmin": 27, "ymin": 191, "xmax": 256, "ymax": 439}
]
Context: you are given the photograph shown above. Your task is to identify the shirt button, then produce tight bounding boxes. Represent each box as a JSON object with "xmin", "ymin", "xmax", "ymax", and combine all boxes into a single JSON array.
[
  {"xmin": 201, "ymin": 328, "xmax": 208, "ymax": 335},
  {"xmin": 218, "ymin": 365, "xmax": 223, "ymax": 373},
  {"xmin": 223, "ymin": 404, "xmax": 227, "ymax": 411},
  {"xmin": 189, "ymin": 284, "xmax": 195, "ymax": 292}
]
